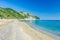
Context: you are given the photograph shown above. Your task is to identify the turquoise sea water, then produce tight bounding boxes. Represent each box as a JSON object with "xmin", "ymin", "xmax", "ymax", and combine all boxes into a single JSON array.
[{"xmin": 25, "ymin": 20, "xmax": 60, "ymax": 36}]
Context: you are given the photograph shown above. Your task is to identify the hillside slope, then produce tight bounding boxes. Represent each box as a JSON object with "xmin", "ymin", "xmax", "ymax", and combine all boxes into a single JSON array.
[{"xmin": 0, "ymin": 7, "xmax": 40, "ymax": 19}]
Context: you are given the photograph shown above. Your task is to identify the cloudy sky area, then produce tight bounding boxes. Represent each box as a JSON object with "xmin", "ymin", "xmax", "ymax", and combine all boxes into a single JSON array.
[{"xmin": 0, "ymin": 0, "xmax": 60, "ymax": 20}]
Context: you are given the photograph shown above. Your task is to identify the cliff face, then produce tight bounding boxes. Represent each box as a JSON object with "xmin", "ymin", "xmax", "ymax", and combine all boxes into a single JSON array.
[{"xmin": 0, "ymin": 7, "xmax": 40, "ymax": 19}]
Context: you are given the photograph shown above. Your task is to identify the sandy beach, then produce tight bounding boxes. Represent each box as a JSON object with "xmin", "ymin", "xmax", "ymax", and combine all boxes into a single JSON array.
[
  {"xmin": 0, "ymin": 19, "xmax": 59, "ymax": 40},
  {"xmin": 17, "ymin": 21, "xmax": 57, "ymax": 40}
]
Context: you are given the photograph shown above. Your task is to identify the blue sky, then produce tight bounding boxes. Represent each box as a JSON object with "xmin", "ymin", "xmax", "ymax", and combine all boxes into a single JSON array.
[{"xmin": 0, "ymin": 0, "xmax": 60, "ymax": 20}]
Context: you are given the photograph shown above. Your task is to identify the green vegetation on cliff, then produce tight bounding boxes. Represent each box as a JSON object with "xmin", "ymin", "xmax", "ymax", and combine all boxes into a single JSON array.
[{"xmin": 0, "ymin": 7, "xmax": 40, "ymax": 19}]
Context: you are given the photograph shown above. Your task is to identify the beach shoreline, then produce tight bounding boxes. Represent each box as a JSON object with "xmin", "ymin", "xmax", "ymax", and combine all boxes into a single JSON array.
[
  {"xmin": 0, "ymin": 19, "xmax": 60, "ymax": 40},
  {"xmin": 26, "ymin": 22, "xmax": 60, "ymax": 38},
  {"xmin": 17, "ymin": 20, "xmax": 58, "ymax": 40}
]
